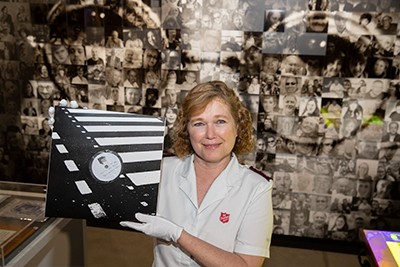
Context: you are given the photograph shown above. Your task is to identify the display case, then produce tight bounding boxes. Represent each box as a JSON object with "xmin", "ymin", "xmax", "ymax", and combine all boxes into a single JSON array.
[
  {"xmin": 0, "ymin": 182, "xmax": 85, "ymax": 266},
  {"xmin": 0, "ymin": 182, "xmax": 46, "ymax": 265}
]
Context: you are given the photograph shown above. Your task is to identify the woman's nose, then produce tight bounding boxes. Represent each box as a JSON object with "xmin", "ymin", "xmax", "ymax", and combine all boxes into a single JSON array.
[{"xmin": 205, "ymin": 124, "xmax": 216, "ymax": 138}]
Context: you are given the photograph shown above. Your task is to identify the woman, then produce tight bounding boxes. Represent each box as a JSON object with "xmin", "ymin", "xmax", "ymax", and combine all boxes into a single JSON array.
[
  {"xmin": 143, "ymin": 70, "xmax": 160, "ymax": 89},
  {"xmin": 356, "ymin": 162, "xmax": 372, "ymax": 180},
  {"xmin": 143, "ymin": 48, "xmax": 161, "ymax": 69},
  {"xmin": 160, "ymin": 70, "xmax": 178, "ymax": 92},
  {"xmin": 323, "ymin": 57, "xmax": 344, "ymax": 77},
  {"xmin": 318, "ymin": 137, "xmax": 336, "ymax": 156},
  {"xmin": 264, "ymin": 10, "xmax": 285, "ymax": 32},
  {"xmin": 369, "ymin": 58, "xmax": 390, "ymax": 78},
  {"xmin": 347, "ymin": 53, "xmax": 368, "ymax": 78},
  {"xmin": 144, "ymin": 29, "xmax": 161, "ymax": 49},
  {"xmin": 247, "ymin": 76, "xmax": 260, "ymax": 94},
  {"xmin": 23, "ymin": 81, "xmax": 35, "ymax": 98},
  {"xmin": 329, "ymin": 214, "xmax": 349, "ymax": 233},
  {"xmin": 54, "ymin": 65, "xmax": 70, "ymax": 92},
  {"xmin": 35, "ymin": 64, "xmax": 50, "ymax": 81},
  {"xmin": 301, "ymin": 97, "xmax": 320, "ymax": 116},
  {"xmin": 162, "ymin": 106, "xmax": 178, "ymax": 153},
  {"xmin": 120, "ymin": 81, "xmax": 273, "ymax": 266}
]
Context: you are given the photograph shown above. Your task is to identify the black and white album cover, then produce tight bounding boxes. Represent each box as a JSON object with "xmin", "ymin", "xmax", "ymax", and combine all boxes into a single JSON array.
[{"xmin": 45, "ymin": 107, "xmax": 165, "ymax": 223}]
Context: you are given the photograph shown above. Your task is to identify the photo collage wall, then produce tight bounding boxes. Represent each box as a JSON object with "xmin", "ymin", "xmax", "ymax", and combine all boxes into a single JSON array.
[{"xmin": 1, "ymin": 0, "xmax": 400, "ymax": 243}]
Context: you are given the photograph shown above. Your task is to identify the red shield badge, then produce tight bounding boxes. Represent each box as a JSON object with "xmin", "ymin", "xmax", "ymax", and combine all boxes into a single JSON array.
[{"xmin": 219, "ymin": 212, "xmax": 230, "ymax": 224}]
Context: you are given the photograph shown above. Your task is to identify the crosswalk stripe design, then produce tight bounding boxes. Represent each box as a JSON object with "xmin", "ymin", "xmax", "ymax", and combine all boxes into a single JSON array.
[{"xmin": 45, "ymin": 107, "xmax": 165, "ymax": 222}]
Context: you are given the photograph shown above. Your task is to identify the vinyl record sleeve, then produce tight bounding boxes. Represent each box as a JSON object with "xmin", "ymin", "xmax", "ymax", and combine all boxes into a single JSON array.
[{"xmin": 45, "ymin": 107, "xmax": 165, "ymax": 223}]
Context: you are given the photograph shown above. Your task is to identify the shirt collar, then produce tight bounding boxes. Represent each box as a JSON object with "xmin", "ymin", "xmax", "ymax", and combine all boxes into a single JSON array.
[{"xmin": 178, "ymin": 154, "xmax": 241, "ymax": 211}]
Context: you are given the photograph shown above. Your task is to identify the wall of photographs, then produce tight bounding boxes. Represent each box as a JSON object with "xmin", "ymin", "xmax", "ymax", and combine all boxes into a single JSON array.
[{"xmin": 0, "ymin": 0, "xmax": 400, "ymax": 243}]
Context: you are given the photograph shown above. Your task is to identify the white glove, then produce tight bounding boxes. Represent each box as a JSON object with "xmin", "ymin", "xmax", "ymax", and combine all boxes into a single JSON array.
[{"xmin": 120, "ymin": 213, "xmax": 183, "ymax": 243}]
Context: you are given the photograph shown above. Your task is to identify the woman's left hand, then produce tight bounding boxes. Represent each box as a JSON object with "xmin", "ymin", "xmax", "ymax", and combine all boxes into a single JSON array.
[{"xmin": 120, "ymin": 213, "xmax": 183, "ymax": 243}]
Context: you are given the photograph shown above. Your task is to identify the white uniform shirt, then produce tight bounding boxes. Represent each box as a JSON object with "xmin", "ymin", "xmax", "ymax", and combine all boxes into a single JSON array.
[{"xmin": 153, "ymin": 154, "xmax": 273, "ymax": 267}]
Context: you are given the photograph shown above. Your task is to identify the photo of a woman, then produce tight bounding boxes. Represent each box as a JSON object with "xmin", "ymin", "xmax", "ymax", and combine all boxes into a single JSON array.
[
  {"xmin": 300, "ymin": 97, "xmax": 320, "ymax": 117},
  {"xmin": 264, "ymin": 10, "xmax": 285, "ymax": 32},
  {"xmin": 162, "ymin": 106, "xmax": 178, "ymax": 153}
]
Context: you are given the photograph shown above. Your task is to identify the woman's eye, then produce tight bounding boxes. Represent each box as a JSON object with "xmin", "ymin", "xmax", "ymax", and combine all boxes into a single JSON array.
[
  {"xmin": 216, "ymin": 120, "xmax": 226, "ymax": 124},
  {"xmin": 193, "ymin": 122, "xmax": 204, "ymax": 127}
]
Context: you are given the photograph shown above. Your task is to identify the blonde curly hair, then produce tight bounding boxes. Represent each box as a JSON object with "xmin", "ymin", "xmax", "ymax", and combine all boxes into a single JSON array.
[{"xmin": 172, "ymin": 81, "xmax": 255, "ymax": 158}]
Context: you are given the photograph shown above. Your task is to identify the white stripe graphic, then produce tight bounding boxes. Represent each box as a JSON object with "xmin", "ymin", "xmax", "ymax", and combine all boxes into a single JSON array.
[
  {"xmin": 56, "ymin": 144, "xmax": 68, "ymax": 153},
  {"xmin": 119, "ymin": 150, "xmax": 163, "ymax": 163},
  {"xmin": 52, "ymin": 132, "xmax": 60, "ymax": 139},
  {"xmin": 95, "ymin": 136, "xmax": 164, "ymax": 146},
  {"xmin": 88, "ymin": 203, "xmax": 107, "ymax": 218},
  {"xmin": 66, "ymin": 108, "xmax": 125, "ymax": 114},
  {"xmin": 67, "ymin": 108, "xmax": 162, "ymax": 122},
  {"xmin": 64, "ymin": 160, "xmax": 79, "ymax": 172},
  {"xmin": 83, "ymin": 125, "xmax": 165, "ymax": 132},
  {"xmin": 75, "ymin": 180, "xmax": 92, "ymax": 195},
  {"xmin": 74, "ymin": 116, "xmax": 162, "ymax": 123},
  {"xmin": 126, "ymin": 170, "xmax": 161, "ymax": 185}
]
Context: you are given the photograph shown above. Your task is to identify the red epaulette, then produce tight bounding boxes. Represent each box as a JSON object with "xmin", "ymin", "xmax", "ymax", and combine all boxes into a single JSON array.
[{"xmin": 249, "ymin": 166, "xmax": 272, "ymax": 181}]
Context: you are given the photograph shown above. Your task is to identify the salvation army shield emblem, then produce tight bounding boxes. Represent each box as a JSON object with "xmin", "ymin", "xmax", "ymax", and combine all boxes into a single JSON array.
[{"xmin": 219, "ymin": 212, "xmax": 230, "ymax": 223}]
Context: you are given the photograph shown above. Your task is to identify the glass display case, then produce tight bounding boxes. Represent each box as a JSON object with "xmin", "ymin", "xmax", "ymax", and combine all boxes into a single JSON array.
[
  {"xmin": 0, "ymin": 182, "xmax": 84, "ymax": 267},
  {"xmin": 0, "ymin": 182, "xmax": 47, "ymax": 266}
]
